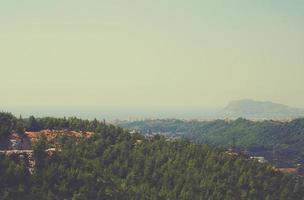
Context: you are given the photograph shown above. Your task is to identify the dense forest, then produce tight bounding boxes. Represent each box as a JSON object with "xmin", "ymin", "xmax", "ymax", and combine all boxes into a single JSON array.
[
  {"xmin": 1, "ymin": 112, "xmax": 304, "ymax": 199},
  {"xmin": 118, "ymin": 118, "xmax": 304, "ymax": 167}
]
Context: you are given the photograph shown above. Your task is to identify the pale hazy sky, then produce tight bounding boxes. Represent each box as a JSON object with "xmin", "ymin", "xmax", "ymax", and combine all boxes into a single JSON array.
[{"xmin": 1, "ymin": 1, "xmax": 304, "ymax": 113}]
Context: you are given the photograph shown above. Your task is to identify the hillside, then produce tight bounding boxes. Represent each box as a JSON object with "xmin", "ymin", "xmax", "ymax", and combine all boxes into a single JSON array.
[
  {"xmin": 118, "ymin": 118, "xmax": 304, "ymax": 167},
  {"xmin": 222, "ymin": 99, "xmax": 304, "ymax": 119},
  {"xmin": 186, "ymin": 118, "xmax": 304, "ymax": 167},
  {"xmin": 1, "ymin": 112, "xmax": 304, "ymax": 199}
]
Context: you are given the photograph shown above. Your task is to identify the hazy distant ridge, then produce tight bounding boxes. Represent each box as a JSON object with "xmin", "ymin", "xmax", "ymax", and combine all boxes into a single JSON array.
[{"xmin": 222, "ymin": 99, "xmax": 304, "ymax": 119}]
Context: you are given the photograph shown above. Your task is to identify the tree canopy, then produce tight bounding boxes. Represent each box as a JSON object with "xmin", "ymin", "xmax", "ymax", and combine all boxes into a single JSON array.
[{"xmin": 0, "ymin": 113, "xmax": 303, "ymax": 199}]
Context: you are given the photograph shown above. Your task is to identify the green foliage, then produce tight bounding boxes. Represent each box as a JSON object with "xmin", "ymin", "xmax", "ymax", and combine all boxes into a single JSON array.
[
  {"xmin": 0, "ymin": 113, "xmax": 25, "ymax": 150},
  {"xmin": 0, "ymin": 154, "xmax": 30, "ymax": 199},
  {"xmin": 27, "ymin": 116, "xmax": 40, "ymax": 131},
  {"xmin": 24, "ymin": 116, "xmax": 107, "ymax": 133},
  {"xmin": 1, "ymin": 114, "xmax": 304, "ymax": 199},
  {"xmin": 120, "ymin": 118, "xmax": 304, "ymax": 167},
  {"xmin": 33, "ymin": 135, "xmax": 48, "ymax": 170},
  {"xmin": 0, "ymin": 115, "xmax": 304, "ymax": 199},
  {"xmin": 0, "ymin": 112, "xmax": 16, "ymax": 140},
  {"xmin": 15, "ymin": 118, "xmax": 25, "ymax": 136}
]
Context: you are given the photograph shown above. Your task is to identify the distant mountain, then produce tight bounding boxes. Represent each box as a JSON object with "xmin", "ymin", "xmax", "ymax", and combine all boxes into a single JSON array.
[{"xmin": 222, "ymin": 99, "xmax": 304, "ymax": 119}]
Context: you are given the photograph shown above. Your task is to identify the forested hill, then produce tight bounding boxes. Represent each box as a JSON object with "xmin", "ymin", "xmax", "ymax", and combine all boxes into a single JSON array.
[
  {"xmin": 1, "ymin": 112, "xmax": 304, "ymax": 199},
  {"xmin": 118, "ymin": 118, "xmax": 304, "ymax": 167}
]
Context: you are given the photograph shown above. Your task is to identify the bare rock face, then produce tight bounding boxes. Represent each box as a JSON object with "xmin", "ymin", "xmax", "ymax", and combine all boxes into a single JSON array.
[
  {"xmin": 8, "ymin": 133, "xmax": 32, "ymax": 150},
  {"xmin": 25, "ymin": 129, "xmax": 94, "ymax": 145},
  {"xmin": 1, "ymin": 130, "xmax": 94, "ymax": 174}
]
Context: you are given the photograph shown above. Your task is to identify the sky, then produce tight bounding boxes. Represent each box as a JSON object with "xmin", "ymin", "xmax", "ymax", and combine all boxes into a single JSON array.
[{"xmin": 1, "ymin": 1, "xmax": 304, "ymax": 118}]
